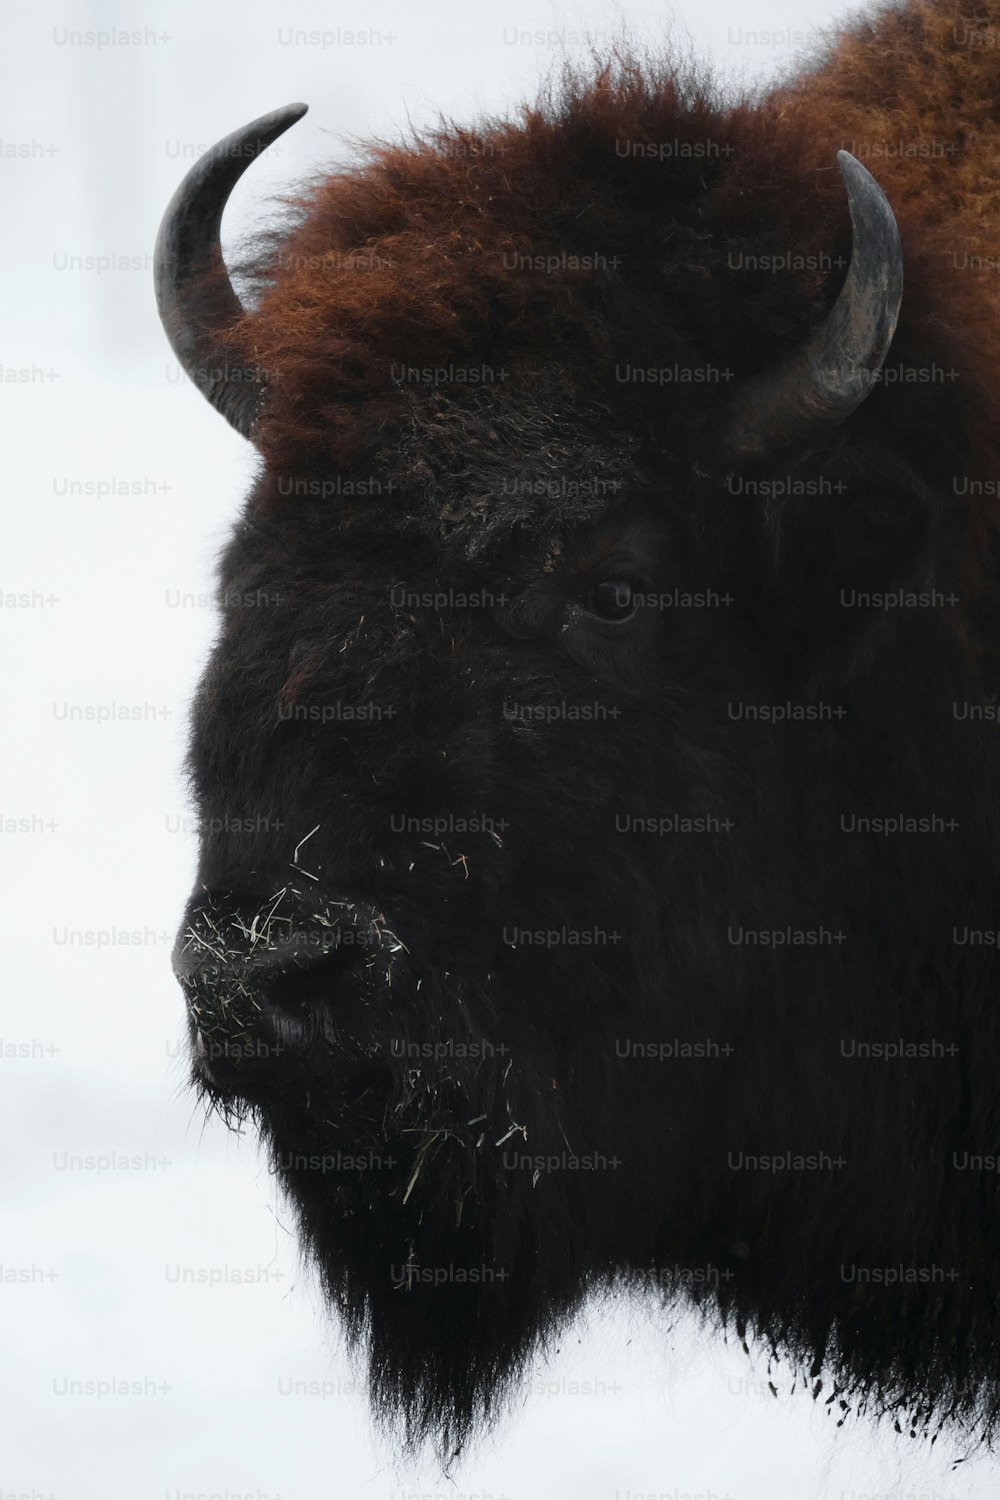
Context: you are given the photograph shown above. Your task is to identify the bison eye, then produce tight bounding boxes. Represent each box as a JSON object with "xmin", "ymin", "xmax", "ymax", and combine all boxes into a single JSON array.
[{"xmin": 584, "ymin": 578, "xmax": 641, "ymax": 623}]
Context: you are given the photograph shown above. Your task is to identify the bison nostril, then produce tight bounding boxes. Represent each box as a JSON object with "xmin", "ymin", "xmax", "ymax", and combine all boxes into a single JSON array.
[{"xmin": 263, "ymin": 942, "xmax": 365, "ymax": 1017}]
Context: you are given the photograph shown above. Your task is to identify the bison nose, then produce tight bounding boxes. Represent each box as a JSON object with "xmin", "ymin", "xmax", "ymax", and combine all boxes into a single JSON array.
[
  {"xmin": 257, "ymin": 937, "xmax": 366, "ymax": 1018},
  {"xmin": 173, "ymin": 912, "xmax": 371, "ymax": 1051},
  {"xmin": 175, "ymin": 925, "xmax": 366, "ymax": 1004}
]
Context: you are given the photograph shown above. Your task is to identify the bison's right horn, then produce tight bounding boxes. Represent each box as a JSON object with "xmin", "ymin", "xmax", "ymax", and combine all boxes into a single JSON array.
[
  {"xmin": 723, "ymin": 150, "xmax": 903, "ymax": 459},
  {"xmin": 154, "ymin": 103, "xmax": 308, "ymax": 440}
]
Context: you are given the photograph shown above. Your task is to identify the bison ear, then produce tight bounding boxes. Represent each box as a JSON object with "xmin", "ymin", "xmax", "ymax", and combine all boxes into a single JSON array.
[
  {"xmin": 154, "ymin": 103, "xmax": 308, "ymax": 441},
  {"xmin": 723, "ymin": 151, "xmax": 903, "ymax": 460}
]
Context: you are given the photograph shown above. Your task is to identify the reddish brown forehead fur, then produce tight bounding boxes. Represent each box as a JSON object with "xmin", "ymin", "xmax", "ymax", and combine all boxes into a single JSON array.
[{"xmin": 217, "ymin": 4, "xmax": 1000, "ymax": 498}]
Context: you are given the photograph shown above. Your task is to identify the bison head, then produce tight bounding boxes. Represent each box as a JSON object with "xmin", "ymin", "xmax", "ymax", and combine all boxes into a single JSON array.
[{"xmin": 158, "ymin": 70, "xmax": 1000, "ymax": 1458}]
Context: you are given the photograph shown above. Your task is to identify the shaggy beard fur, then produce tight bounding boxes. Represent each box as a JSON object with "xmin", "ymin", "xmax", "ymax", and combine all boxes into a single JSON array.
[
  {"xmin": 180, "ymin": 517, "xmax": 1000, "ymax": 1459},
  {"xmin": 172, "ymin": 0, "xmax": 1000, "ymax": 1462}
]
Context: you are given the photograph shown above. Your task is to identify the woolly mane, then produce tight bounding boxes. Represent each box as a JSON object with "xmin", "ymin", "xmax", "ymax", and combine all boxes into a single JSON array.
[
  {"xmin": 207, "ymin": 0, "xmax": 1000, "ymax": 667},
  {"xmin": 220, "ymin": 3, "xmax": 1000, "ymax": 469}
]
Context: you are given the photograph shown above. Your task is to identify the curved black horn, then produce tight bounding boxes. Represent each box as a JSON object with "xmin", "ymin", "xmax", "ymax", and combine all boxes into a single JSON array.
[
  {"xmin": 154, "ymin": 103, "xmax": 308, "ymax": 440},
  {"xmin": 724, "ymin": 151, "xmax": 903, "ymax": 459}
]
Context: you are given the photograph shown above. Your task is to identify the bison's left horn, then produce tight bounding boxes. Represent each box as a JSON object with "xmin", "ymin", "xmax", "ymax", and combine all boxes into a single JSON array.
[
  {"xmin": 154, "ymin": 103, "xmax": 308, "ymax": 440},
  {"xmin": 724, "ymin": 151, "xmax": 903, "ymax": 458}
]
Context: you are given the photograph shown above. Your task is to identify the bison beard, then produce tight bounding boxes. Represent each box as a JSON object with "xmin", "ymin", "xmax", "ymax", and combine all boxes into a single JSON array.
[{"xmin": 160, "ymin": 0, "xmax": 1000, "ymax": 1462}]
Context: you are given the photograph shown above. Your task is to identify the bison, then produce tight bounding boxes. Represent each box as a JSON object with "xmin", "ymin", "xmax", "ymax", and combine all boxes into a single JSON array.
[{"xmin": 157, "ymin": 0, "xmax": 1000, "ymax": 1461}]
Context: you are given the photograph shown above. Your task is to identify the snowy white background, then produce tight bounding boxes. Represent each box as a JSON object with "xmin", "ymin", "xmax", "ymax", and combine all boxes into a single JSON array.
[{"xmin": 3, "ymin": 0, "xmax": 995, "ymax": 1496}]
